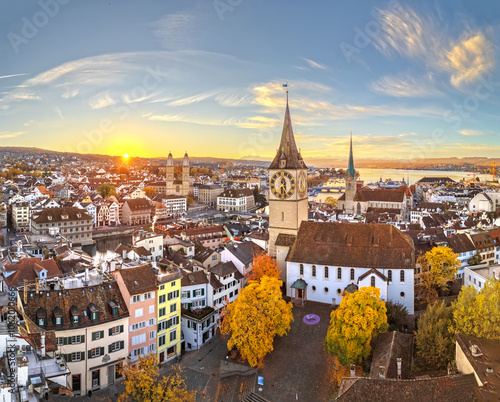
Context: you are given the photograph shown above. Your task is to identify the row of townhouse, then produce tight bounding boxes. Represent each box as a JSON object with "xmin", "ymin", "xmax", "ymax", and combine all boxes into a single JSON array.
[
  {"xmin": 3, "ymin": 236, "xmax": 263, "ymax": 396},
  {"xmin": 12, "ymin": 263, "xmax": 183, "ymax": 397}
]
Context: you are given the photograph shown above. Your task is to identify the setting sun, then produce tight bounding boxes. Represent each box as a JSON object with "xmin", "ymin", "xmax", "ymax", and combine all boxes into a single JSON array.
[{"xmin": 123, "ymin": 154, "xmax": 129, "ymax": 159}]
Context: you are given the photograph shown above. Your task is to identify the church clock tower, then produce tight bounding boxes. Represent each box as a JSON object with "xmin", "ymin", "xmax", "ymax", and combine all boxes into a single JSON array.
[{"xmin": 268, "ymin": 95, "xmax": 308, "ymax": 255}]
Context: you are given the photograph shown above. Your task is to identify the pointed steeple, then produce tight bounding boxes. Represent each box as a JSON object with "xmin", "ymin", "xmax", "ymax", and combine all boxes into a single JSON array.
[
  {"xmin": 346, "ymin": 131, "xmax": 355, "ymax": 179},
  {"xmin": 269, "ymin": 94, "xmax": 306, "ymax": 169}
]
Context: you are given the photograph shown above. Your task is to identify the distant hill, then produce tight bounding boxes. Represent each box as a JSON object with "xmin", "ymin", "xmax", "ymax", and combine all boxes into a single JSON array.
[{"xmin": 0, "ymin": 146, "xmax": 497, "ymax": 169}]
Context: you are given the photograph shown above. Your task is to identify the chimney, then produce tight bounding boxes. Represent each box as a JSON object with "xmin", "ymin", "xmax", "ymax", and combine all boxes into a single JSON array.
[
  {"xmin": 397, "ymin": 358, "xmax": 402, "ymax": 379},
  {"xmin": 36, "ymin": 278, "xmax": 40, "ymax": 294},
  {"xmin": 85, "ymin": 268, "xmax": 89, "ymax": 283},
  {"xmin": 24, "ymin": 280, "xmax": 28, "ymax": 304},
  {"xmin": 350, "ymin": 365, "xmax": 356, "ymax": 378},
  {"xmin": 41, "ymin": 332, "xmax": 46, "ymax": 358},
  {"xmin": 378, "ymin": 365, "xmax": 385, "ymax": 379}
]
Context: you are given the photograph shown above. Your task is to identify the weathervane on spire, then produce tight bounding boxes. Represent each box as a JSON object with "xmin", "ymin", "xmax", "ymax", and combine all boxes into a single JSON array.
[{"xmin": 283, "ymin": 83, "xmax": 289, "ymax": 104}]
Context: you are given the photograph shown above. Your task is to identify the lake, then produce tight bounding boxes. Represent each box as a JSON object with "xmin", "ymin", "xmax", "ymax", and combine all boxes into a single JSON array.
[{"xmin": 310, "ymin": 168, "xmax": 489, "ymax": 203}]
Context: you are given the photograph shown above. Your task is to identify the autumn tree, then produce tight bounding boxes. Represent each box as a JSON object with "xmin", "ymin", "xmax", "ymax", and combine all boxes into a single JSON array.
[
  {"xmin": 247, "ymin": 252, "xmax": 281, "ymax": 282},
  {"xmin": 324, "ymin": 196, "xmax": 338, "ymax": 208},
  {"xmin": 324, "ymin": 287, "xmax": 388, "ymax": 367},
  {"xmin": 119, "ymin": 354, "xmax": 195, "ymax": 402},
  {"xmin": 467, "ymin": 252, "xmax": 482, "ymax": 266},
  {"xmin": 385, "ymin": 301, "xmax": 408, "ymax": 332},
  {"xmin": 451, "ymin": 279, "xmax": 500, "ymax": 339},
  {"xmin": 415, "ymin": 300, "xmax": 454, "ymax": 370},
  {"xmin": 97, "ymin": 183, "xmax": 116, "ymax": 198},
  {"xmin": 418, "ymin": 246, "xmax": 460, "ymax": 305},
  {"xmin": 143, "ymin": 187, "xmax": 156, "ymax": 198},
  {"xmin": 220, "ymin": 276, "xmax": 293, "ymax": 367}
]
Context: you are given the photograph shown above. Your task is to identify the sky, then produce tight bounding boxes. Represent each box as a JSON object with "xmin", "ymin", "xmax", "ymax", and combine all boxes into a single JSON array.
[{"xmin": 1, "ymin": 0, "xmax": 500, "ymax": 162}]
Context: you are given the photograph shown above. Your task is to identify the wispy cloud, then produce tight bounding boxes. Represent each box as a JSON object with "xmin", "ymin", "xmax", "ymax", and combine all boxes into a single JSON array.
[
  {"xmin": 168, "ymin": 89, "xmax": 224, "ymax": 106},
  {"xmin": 61, "ymin": 88, "xmax": 79, "ymax": 99},
  {"xmin": 55, "ymin": 107, "xmax": 64, "ymax": 120},
  {"xmin": 458, "ymin": 129, "xmax": 484, "ymax": 136},
  {"xmin": 0, "ymin": 131, "xmax": 25, "ymax": 139},
  {"xmin": 251, "ymin": 81, "xmax": 443, "ymax": 125},
  {"xmin": 88, "ymin": 91, "xmax": 116, "ymax": 109},
  {"xmin": 373, "ymin": 4, "xmax": 496, "ymax": 89},
  {"xmin": 303, "ymin": 58, "xmax": 327, "ymax": 70},
  {"xmin": 370, "ymin": 73, "xmax": 442, "ymax": 97},
  {"xmin": 214, "ymin": 93, "xmax": 253, "ymax": 107},
  {"xmin": 150, "ymin": 13, "xmax": 195, "ymax": 50},
  {"xmin": 0, "ymin": 73, "xmax": 29, "ymax": 80},
  {"xmin": 445, "ymin": 31, "xmax": 495, "ymax": 87},
  {"xmin": 147, "ymin": 113, "xmax": 281, "ymax": 129}
]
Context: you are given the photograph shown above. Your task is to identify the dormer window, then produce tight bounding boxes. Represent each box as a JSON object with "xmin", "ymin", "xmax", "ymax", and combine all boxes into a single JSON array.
[
  {"xmin": 108, "ymin": 301, "xmax": 119, "ymax": 316},
  {"xmin": 47, "ymin": 216, "xmax": 52, "ymax": 221},
  {"xmin": 70, "ymin": 305, "xmax": 81, "ymax": 325},
  {"xmin": 36, "ymin": 308, "xmax": 47, "ymax": 327},
  {"xmin": 76, "ymin": 213, "xmax": 81, "ymax": 218},
  {"xmin": 61, "ymin": 214, "xmax": 69, "ymax": 220},
  {"xmin": 53, "ymin": 306, "xmax": 63, "ymax": 327},
  {"xmin": 88, "ymin": 303, "xmax": 98, "ymax": 322}
]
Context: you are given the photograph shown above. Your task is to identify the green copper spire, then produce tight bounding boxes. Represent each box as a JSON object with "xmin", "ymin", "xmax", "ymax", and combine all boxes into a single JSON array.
[{"xmin": 346, "ymin": 132, "xmax": 355, "ymax": 179}]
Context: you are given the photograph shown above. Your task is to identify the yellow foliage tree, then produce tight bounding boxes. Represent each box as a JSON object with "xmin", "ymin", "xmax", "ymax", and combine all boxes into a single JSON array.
[
  {"xmin": 247, "ymin": 252, "xmax": 281, "ymax": 282},
  {"xmin": 418, "ymin": 246, "xmax": 460, "ymax": 305},
  {"xmin": 143, "ymin": 187, "xmax": 156, "ymax": 198},
  {"xmin": 324, "ymin": 196, "xmax": 338, "ymax": 208},
  {"xmin": 324, "ymin": 287, "xmax": 388, "ymax": 367},
  {"xmin": 451, "ymin": 279, "xmax": 500, "ymax": 339},
  {"xmin": 118, "ymin": 354, "xmax": 195, "ymax": 402},
  {"xmin": 220, "ymin": 276, "xmax": 293, "ymax": 367}
]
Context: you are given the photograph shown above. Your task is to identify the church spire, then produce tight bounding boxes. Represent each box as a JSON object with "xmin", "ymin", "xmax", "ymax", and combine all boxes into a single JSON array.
[
  {"xmin": 346, "ymin": 131, "xmax": 355, "ymax": 179},
  {"xmin": 269, "ymin": 93, "xmax": 306, "ymax": 169}
]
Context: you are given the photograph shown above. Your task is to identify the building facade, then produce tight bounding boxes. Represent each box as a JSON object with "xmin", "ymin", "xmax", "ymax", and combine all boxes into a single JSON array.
[
  {"xmin": 31, "ymin": 207, "xmax": 93, "ymax": 245},
  {"xmin": 286, "ymin": 221, "xmax": 416, "ymax": 314},
  {"xmin": 115, "ymin": 265, "xmax": 158, "ymax": 364},
  {"xmin": 156, "ymin": 267, "xmax": 182, "ymax": 363}
]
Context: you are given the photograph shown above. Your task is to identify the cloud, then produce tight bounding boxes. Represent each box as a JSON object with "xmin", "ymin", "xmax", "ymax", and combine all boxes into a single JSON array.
[
  {"xmin": 147, "ymin": 113, "xmax": 281, "ymax": 129},
  {"xmin": 88, "ymin": 91, "xmax": 116, "ymax": 109},
  {"xmin": 251, "ymin": 81, "xmax": 443, "ymax": 124},
  {"xmin": 374, "ymin": 5, "xmax": 439, "ymax": 61},
  {"xmin": 0, "ymin": 131, "xmax": 25, "ymax": 139},
  {"xmin": 55, "ymin": 107, "xmax": 64, "ymax": 120},
  {"xmin": 62, "ymin": 88, "xmax": 79, "ymax": 99},
  {"xmin": 150, "ymin": 13, "xmax": 195, "ymax": 50},
  {"xmin": 0, "ymin": 73, "xmax": 29, "ymax": 80},
  {"xmin": 303, "ymin": 58, "xmax": 327, "ymax": 70},
  {"xmin": 445, "ymin": 32, "xmax": 495, "ymax": 87},
  {"xmin": 370, "ymin": 73, "xmax": 441, "ymax": 97},
  {"xmin": 458, "ymin": 129, "xmax": 484, "ymax": 136},
  {"xmin": 168, "ymin": 89, "xmax": 224, "ymax": 106},
  {"xmin": 373, "ymin": 5, "xmax": 495, "ymax": 89},
  {"xmin": 214, "ymin": 93, "xmax": 253, "ymax": 107}
]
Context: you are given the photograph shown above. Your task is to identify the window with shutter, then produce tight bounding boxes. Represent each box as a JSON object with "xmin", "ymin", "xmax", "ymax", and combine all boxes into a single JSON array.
[{"xmin": 201, "ymin": 288, "xmax": 204, "ymax": 296}]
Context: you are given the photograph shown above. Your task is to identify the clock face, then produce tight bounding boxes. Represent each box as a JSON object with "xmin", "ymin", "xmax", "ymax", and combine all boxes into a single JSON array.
[
  {"xmin": 271, "ymin": 171, "xmax": 295, "ymax": 199},
  {"xmin": 298, "ymin": 171, "xmax": 307, "ymax": 198}
]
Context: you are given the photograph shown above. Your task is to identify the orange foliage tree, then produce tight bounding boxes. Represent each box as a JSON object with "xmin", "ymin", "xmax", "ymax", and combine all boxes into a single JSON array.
[
  {"xmin": 247, "ymin": 252, "xmax": 281, "ymax": 282},
  {"xmin": 118, "ymin": 354, "xmax": 195, "ymax": 402},
  {"xmin": 220, "ymin": 276, "xmax": 293, "ymax": 367}
]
